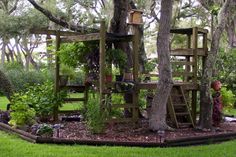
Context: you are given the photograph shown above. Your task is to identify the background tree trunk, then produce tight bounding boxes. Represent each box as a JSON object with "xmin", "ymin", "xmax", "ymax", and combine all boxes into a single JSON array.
[
  {"xmin": 149, "ymin": 0, "xmax": 173, "ymax": 131},
  {"xmin": 109, "ymin": 0, "xmax": 132, "ymax": 71},
  {"xmin": 199, "ymin": 0, "xmax": 235, "ymax": 129}
]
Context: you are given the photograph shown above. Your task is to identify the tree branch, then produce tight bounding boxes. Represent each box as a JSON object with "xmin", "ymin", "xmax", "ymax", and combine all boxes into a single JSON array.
[
  {"xmin": 8, "ymin": 0, "xmax": 19, "ymax": 14},
  {"xmin": 27, "ymin": 0, "xmax": 99, "ymax": 33}
]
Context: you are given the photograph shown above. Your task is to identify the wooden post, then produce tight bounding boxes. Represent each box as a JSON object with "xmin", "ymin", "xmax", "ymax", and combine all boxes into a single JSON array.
[
  {"xmin": 191, "ymin": 27, "xmax": 198, "ymax": 123},
  {"xmin": 132, "ymin": 25, "xmax": 140, "ymax": 122},
  {"xmin": 99, "ymin": 21, "xmax": 106, "ymax": 109},
  {"xmin": 185, "ymin": 34, "xmax": 191, "ymax": 82},
  {"xmin": 202, "ymin": 32, "xmax": 208, "ymax": 74},
  {"xmin": 54, "ymin": 31, "xmax": 60, "ymax": 121}
]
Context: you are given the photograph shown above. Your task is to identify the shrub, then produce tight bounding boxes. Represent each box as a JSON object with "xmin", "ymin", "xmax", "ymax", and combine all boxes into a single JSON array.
[
  {"xmin": 221, "ymin": 87, "xmax": 236, "ymax": 110},
  {"xmin": 10, "ymin": 82, "xmax": 66, "ymax": 122},
  {"xmin": 86, "ymin": 95, "xmax": 107, "ymax": 134},
  {"xmin": 4, "ymin": 69, "xmax": 54, "ymax": 92},
  {"xmin": 9, "ymin": 94, "xmax": 36, "ymax": 127}
]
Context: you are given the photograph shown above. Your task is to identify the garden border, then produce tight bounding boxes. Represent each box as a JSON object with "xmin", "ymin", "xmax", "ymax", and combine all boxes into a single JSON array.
[{"xmin": 1, "ymin": 122, "xmax": 236, "ymax": 147}]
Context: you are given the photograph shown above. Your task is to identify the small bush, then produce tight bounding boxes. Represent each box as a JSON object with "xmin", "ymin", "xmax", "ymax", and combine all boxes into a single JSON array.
[
  {"xmin": 221, "ymin": 87, "xmax": 236, "ymax": 110},
  {"xmin": 86, "ymin": 95, "xmax": 107, "ymax": 134},
  {"xmin": 10, "ymin": 82, "xmax": 66, "ymax": 122},
  {"xmin": 9, "ymin": 93, "xmax": 36, "ymax": 127}
]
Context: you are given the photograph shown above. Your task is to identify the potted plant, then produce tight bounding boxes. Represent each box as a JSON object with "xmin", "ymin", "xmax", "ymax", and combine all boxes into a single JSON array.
[{"xmin": 105, "ymin": 66, "xmax": 112, "ymax": 82}]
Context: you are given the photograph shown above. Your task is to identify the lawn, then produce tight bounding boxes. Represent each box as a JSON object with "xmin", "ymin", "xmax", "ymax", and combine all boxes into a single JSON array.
[{"xmin": 0, "ymin": 131, "xmax": 236, "ymax": 157}]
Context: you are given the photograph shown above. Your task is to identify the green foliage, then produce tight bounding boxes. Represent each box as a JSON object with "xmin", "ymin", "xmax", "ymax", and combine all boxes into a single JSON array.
[
  {"xmin": 216, "ymin": 49, "xmax": 236, "ymax": 95},
  {"xmin": 9, "ymin": 94, "xmax": 36, "ymax": 127},
  {"xmin": 144, "ymin": 58, "xmax": 157, "ymax": 73},
  {"xmin": 2, "ymin": 65, "xmax": 54, "ymax": 92},
  {"xmin": 86, "ymin": 95, "xmax": 107, "ymax": 134},
  {"xmin": 58, "ymin": 42, "xmax": 91, "ymax": 68},
  {"xmin": 60, "ymin": 64, "xmax": 76, "ymax": 80},
  {"xmin": 10, "ymin": 82, "xmax": 66, "ymax": 120},
  {"xmin": 106, "ymin": 49, "xmax": 127, "ymax": 71},
  {"xmin": 221, "ymin": 87, "xmax": 236, "ymax": 110}
]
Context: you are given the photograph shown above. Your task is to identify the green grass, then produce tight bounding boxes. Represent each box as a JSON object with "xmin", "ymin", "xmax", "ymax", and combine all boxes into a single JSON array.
[{"xmin": 1, "ymin": 131, "xmax": 236, "ymax": 157}]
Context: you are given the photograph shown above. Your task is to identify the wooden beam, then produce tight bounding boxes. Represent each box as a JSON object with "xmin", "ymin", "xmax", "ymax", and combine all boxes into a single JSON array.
[
  {"xmin": 171, "ymin": 61, "xmax": 194, "ymax": 66},
  {"xmin": 137, "ymin": 82, "xmax": 199, "ymax": 90},
  {"xmin": 171, "ymin": 48, "xmax": 206, "ymax": 56},
  {"xmin": 61, "ymin": 33, "xmax": 100, "ymax": 43},
  {"xmin": 30, "ymin": 28, "xmax": 83, "ymax": 36}
]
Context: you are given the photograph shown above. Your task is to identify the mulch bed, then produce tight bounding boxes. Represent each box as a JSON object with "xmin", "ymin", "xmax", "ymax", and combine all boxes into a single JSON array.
[{"xmin": 57, "ymin": 119, "xmax": 236, "ymax": 143}]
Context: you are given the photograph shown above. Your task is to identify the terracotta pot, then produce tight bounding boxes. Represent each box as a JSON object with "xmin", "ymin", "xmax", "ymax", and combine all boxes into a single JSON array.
[{"xmin": 105, "ymin": 75, "xmax": 112, "ymax": 82}]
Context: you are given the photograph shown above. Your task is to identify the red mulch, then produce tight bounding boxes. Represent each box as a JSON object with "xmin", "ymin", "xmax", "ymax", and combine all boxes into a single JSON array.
[{"xmin": 56, "ymin": 119, "xmax": 236, "ymax": 143}]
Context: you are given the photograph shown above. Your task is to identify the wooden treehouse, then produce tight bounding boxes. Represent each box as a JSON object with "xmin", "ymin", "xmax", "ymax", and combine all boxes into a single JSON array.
[{"xmin": 30, "ymin": 21, "xmax": 208, "ymax": 128}]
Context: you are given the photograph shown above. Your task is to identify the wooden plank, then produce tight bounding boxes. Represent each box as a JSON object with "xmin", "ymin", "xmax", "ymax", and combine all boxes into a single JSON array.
[
  {"xmin": 172, "ymin": 72, "xmax": 194, "ymax": 77},
  {"xmin": 171, "ymin": 61, "xmax": 194, "ymax": 66},
  {"xmin": 30, "ymin": 28, "xmax": 83, "ymax": 36},
  {"xmin": 171, "ymin": 48, "xmax": 206, "ymax": 56},
  {"xmin": 61, "ymin": 33, "xmax": 100, "ymax": 43},
  {"xmin": 64, "ymin": 98, "xmax": 85, "ymax": 102},
  {"xmin": 112, "ymin": 104, "xmax": 135, "ymax": 108},
  {"xmin": 137, "ymin": 82, "xmax": 199, "ymax": 90},
  {"xmin": 60, "ymin": 85, "xmax": 86, "ymax": 93}
]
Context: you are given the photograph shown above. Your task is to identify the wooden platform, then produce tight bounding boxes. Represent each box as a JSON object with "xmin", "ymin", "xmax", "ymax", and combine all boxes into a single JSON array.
[{"xmin": 137, "ymin": 82, "xmax": 199, "ymax": 90}]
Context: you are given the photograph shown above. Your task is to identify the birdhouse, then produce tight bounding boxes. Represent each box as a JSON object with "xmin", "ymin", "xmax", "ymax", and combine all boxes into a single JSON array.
[{"xmin": 129, "ymin": 9, "xmax": 143, "ymax": 25}]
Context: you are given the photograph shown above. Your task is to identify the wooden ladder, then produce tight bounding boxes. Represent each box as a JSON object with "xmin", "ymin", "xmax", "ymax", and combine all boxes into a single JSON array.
[{"xmin": 167, "ymin": 85, "xmax": 194, "ymax": 128}]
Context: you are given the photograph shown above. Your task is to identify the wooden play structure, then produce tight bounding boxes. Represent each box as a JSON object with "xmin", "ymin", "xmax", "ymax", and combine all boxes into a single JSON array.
[{"xmin": 31, "ymin": 20, "xmax": 208, "ymax": 128}]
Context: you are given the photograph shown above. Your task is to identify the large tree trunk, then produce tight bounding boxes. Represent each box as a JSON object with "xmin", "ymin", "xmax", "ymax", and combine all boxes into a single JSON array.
[
  {"xmin": 109, "ymin": 0, "xmax": 132, "ymax": 71},
  {"xmin": 199, "ymin": 0, "xmax": 235, "ymax": 129},
  {"xmin": 149, "ymin": 0, "xmax": 173, "ymax": 131}
]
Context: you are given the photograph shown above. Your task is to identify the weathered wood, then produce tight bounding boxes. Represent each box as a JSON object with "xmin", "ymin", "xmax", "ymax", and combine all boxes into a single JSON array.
[
  {"xmin": 171, "ymin": 48, "xmax": 206, "ymax": 56},
  {"xmin": 132, "ymin": 25, "xmax": 140, "ymax": 122},
  {"xmin": 99, "ymin": 21, "xmax": 106, "ymax": 109},
  {"xmin": 137, "ymin": 82, "xmax": 199, "ymax": 90},
  {"xmin": 170, "ymin": 28, "xmax": 208, "ymax": 35},
  {"xmin": 172, "ymin": 72, "xmax": 194, "ymax": 77},
  {"xmin": 63, "ymin": 98, "xmax": 86, "ymax": 102},
  {"xmin": 30, "ymin": 28, "xmax": 83, "ymax": 36},
  {"xmin": 171, "ymin": 61, "xmax": 194, "ymax": 66},
  {"xmin": 191, "ymin": 27, "xmax": 198, "ymax": 122},
  {"xmin": 59, "ymin": 85, "xmax": 86, "ymax": 93},
  {"xmin": 61, "ymin": 33, "xmax": 100, "ymax": 43},
  {"xmin": 167, "ymin": 97, "xmax": 179, "ymax": 128},
  {"xmin": 54, "ymin": 32, "xmax": 60, "ymax": 121}
]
